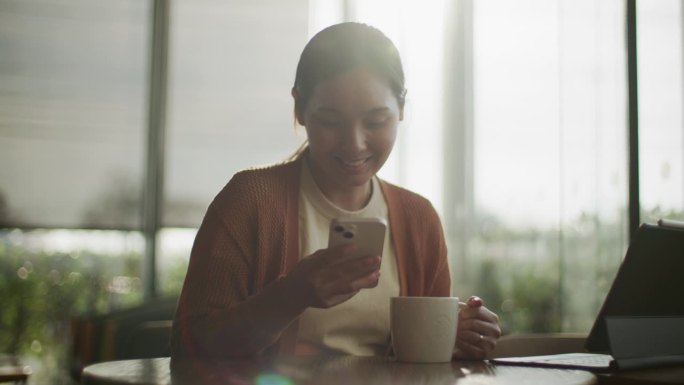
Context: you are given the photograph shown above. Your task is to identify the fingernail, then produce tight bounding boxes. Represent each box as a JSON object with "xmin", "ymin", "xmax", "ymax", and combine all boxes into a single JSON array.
[{"xmin": 468, "ymin": 296, "xmax": 483, "ymax": 307}]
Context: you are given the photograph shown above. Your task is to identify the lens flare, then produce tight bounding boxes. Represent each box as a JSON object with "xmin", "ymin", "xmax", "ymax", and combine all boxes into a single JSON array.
[{"xmin": 255, "ymin": 373, "xmax": 294, "ymax": 385}]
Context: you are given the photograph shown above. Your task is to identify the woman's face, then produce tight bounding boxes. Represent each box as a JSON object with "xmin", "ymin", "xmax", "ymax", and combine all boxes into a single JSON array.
[{"xmin": 300, "ymin": 68, "xmax": 403, "ymax": 198}]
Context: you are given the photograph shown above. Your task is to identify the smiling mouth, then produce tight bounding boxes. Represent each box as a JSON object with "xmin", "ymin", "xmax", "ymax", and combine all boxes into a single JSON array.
[{"xmin": 336, "ymin": 157, "xmax": 371, "ymax": 170}]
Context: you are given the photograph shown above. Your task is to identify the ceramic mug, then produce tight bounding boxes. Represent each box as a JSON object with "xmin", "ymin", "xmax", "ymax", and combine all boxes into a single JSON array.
[{"xmin": 390, "ymin": 296, "xmax": 459, "ymax": 363}]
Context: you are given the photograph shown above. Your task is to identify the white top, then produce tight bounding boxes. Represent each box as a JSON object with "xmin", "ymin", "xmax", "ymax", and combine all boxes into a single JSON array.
[{"xmin": 296, "ymin": 159, "xmax": 400, "ymax": 355}]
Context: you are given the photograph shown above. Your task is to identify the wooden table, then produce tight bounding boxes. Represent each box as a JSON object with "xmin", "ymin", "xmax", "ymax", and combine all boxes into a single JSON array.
[{"xmin": 82, "ymin": 355, "xmax": 598, "ymax": 385}]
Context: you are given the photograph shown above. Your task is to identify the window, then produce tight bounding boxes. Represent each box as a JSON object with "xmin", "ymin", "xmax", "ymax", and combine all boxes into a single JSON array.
[
  {"xmin": 0, "ymin": 0, "xmax": 148, "ymax": 230},
  {"xmin": 466, "ymin": 0, "xmax": 628, "ymax": 333},
  {"xmin": 637, "ymin": 0, "xmax": 684, "ymax": 223},
  {"xmin": 0, "ymin": 1, "xmax": 149, "ymax": 382}
]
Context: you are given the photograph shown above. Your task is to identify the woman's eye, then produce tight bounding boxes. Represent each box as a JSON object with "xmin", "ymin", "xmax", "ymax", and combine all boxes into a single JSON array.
[
  {"xmin": 366, "ymin": 119, "xmax": 388, "ymax": 129},
  {"xmin": 317, "ymin": 118, "xmax": 342, "ymax": 128}
]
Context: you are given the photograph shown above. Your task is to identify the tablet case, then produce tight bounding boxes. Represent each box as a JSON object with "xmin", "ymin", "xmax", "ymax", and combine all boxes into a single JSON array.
[{"xmin": 585, "ymin": 223, "xmax": 684, "ymax": 353}]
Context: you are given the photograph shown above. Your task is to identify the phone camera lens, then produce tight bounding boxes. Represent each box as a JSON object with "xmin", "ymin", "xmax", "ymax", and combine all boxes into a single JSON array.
[{"xmin": 343, "ymin": 231, "xmax": 354, "ymax": 239}]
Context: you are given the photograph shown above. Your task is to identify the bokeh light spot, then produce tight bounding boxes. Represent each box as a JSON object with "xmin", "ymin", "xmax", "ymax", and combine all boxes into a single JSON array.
[
  {"xmin": 30, "ymin": 340, "xmax": 42, "ymax": 353},
  {"xmin": 17, "ymin": 266, "xmax": 29, "ymax": 279}
]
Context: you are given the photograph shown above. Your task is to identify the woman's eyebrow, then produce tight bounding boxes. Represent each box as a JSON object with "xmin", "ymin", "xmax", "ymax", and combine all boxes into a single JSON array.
[
  {"xmin": 314, "ymin": 106, "xmax": 391, "ymax": 115},
  {"xmin": 314, "ymin": 107, "xmax": 342, "ymax": 115},
  {"xmin": 365, "ymin": 107, "xmax": 391, "ymax": 114}
]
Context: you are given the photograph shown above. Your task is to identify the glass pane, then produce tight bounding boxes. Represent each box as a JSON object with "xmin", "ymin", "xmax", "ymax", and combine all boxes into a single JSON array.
[
  {"xmin": 163, "ymin": 0, "xmax": 308, "ymax": 228},
  {"xmin": 0, "ymin": 0, "xmax": 149, "ymax": 230},
  {"xmin": 0, "ymin": 229, "xmax": 144, "ymax": 384},
  {"xmin": 466, "ymin": 0, "xmax": 628, "ymax": 333},
  {"xmin": 158, "ymin": 227, "xmax": 194, "ymax": 296},
  {"xmin": 638, "ymin": 0, "xmax": 684, "ymax": 223}
]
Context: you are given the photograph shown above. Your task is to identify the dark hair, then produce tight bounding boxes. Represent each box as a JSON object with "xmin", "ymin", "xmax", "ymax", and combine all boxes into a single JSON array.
[{"xmin": 292, "ymin": 22, "xmax": 406, "ymax": 122}]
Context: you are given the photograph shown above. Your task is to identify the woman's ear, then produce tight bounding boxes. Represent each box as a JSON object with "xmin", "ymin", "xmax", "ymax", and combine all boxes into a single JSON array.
[
  {"xmin": 398, "ymin": 89, "xmax": 407, "ymax": 121},
  {"xmin": 292, "ymin": 88, "xmax": 305, "ymax": 125},
  {"xmin": 295, "ymin": 107, "xmax": 305, "ymax": 126},
  {"xmin": 293, "ymin": 105, "xmax": 305, "ymax": 126}
]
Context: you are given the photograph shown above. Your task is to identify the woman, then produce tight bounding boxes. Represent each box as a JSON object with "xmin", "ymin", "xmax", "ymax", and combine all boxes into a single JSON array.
[{"xmin": 172, "ymin": 22, "xmax": 500, "ymax": 360}]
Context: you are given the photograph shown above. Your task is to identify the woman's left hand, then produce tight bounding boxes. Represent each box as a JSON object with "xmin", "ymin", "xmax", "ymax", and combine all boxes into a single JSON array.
[{"xmin": 453, "ymin": 296, "xmax": 502, "ymax": 360}]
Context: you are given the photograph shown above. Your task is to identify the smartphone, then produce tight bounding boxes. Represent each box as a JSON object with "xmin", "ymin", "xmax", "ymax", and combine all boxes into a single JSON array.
[{"xmin": 328, "ymin": 217, "xmax": 387, "ymax": 260}]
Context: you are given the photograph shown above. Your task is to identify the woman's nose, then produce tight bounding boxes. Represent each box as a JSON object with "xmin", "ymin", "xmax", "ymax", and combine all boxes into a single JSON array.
[{"xmin": 340, "ymin": 124, "xmax": 366, "ymax": 151}]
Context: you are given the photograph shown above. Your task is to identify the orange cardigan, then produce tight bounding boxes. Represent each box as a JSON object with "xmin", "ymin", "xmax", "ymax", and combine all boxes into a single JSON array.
[{"xmin": 172, "ymin": 155, "xmax": 450, "ymax": 358}]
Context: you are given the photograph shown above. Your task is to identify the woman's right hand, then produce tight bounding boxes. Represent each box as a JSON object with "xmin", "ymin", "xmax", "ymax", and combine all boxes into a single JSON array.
[{"xmin": 282, "ymin": 244, "xmax": 381, "ymax": 309}]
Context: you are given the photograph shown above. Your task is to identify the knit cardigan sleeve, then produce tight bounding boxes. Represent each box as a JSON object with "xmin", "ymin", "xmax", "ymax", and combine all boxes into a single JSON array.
[
  {"xmin": 381, "ymin": 181, "xmax": 451, "ymax": 298},
  {"xmin": 170, "ymin": 161, "xmax": 301, "ymax": 358},
  {"xmin": 171, "ymin": 170, "xmax": 260, "ymax": 357}
]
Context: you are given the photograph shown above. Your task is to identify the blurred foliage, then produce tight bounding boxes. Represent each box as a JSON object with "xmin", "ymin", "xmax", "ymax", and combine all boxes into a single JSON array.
[
  {"xmin": 161, "ymin": 257, "xmax": 190, "ymax": 296},
  {"xmin": 458, "ymin": 217, "xmax": 622, "ymax": 334},
  {"xmin": 471, "ymin": 259, "xmax": 560, "ymax": 334},
  {"xmin": 0, "ymin": 231, "xmax": 145, "ymax": 384},
  {"xmin": 458, "ymin": 208, "xmax": 683, "ymax": 336},
  {"xmin": 506, "ymin": 269, "xmax": 561, "ymax": 333},
  {"xmin": 640, "ymin": 206, "xmax": 684, "ymax": 225}
]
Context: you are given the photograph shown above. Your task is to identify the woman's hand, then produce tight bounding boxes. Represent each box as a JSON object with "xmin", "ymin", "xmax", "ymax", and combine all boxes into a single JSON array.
[
  {"xmin": 282, "ymin": 244, "xmax": 381, "ymax": 309},
  {"xmin": 453, "ymin": 296, "xmax": 502, "ymax": 360}
]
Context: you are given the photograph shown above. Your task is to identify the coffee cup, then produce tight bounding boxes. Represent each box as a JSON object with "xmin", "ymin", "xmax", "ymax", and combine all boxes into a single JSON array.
[{"xmin": 390, "ymin": 296, "xmax": 459, "ymax": 363}]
